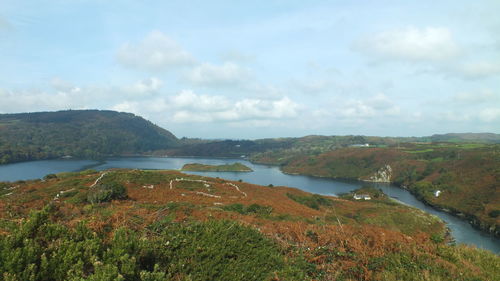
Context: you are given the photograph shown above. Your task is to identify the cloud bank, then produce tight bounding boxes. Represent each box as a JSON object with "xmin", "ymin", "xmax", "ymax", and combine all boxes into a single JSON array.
[
  {"xmin": 353, "ymin": 26, "xmax": 461, "ymax": 62},
  {"xmin": 117, "ymin": 31, "xmax": 195, "ymax": 71}
]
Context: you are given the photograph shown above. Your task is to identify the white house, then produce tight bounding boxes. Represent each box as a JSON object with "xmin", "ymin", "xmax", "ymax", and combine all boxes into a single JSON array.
[{"xmin": 353, "ymin": 194, "xmax": 371, "ymax": 200}]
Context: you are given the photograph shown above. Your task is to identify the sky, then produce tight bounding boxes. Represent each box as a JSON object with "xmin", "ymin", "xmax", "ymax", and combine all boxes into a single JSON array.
[{"xmin": 1, "ymin": 0, "xmax": 499, "ymax": 139}]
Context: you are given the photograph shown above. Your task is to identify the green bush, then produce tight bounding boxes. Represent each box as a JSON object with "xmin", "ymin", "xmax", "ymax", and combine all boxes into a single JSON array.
[
  {"xmin": 0, "ymin": 208, "xmax": 310, "ymax": 281},
  {"xmin": 222, "ymin": 203, "xmax": 273, "ymax": 216},
  {"xmin": 87, "ymin": 182, "xmax": 127, "ymax": 204},
  {"xmin": 488, "ymin": 209, "xmax": 500, "ymax": 218},
  {"xmin": 43, "ymin": 174, "xmax": 57, "ymax": 180},
  {"xmin": 286, "ymin": 193, "xmax": 333, "ymax": 210},
  {"xmin": 430, "ymin": 233, "xmax": 445, "ymax": 243}
]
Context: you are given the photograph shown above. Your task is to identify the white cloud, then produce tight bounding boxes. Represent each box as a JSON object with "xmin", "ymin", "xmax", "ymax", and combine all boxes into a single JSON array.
[
  {"xmin": 112, "ymin": 97, "xmax": 169, "ymax": 114},
  {"xmin": 51, "ymin": 77, "xmax": 80, "ymax": 93},
  {"xmin": 441, "ymin": 111, "xmax": 472, "ymax": 122},
  {"xmin": 479, "ymin": 108, "xmax": 500, "ymax": 122},
  {"xmin": 170, "ymin": 90, "xmax": 231, "ymax": 112},
  {"xmin": 110, "ymin": 90, "xmax": 299, "ymax": 124},
  {"xmin": 338, "ymin": 94, "xmax": 400, "ymax": 120},
  {"xmin": 292, "ymin": 78, "xmax": 333, "ymax": 95},
  {"xmin": 368, "ymin": 94, "xmax": 399, "ymax": 113},
  {"xmin": 220, "ymin": 50, "xmax": 255, "ymax": 63},
  {"xmin": 186, "ymin": 62, "xmax": 252, "ymax": 87},
  {"xmin": 453, "ymin": 89, "xmax": 499, "ymax": 104},
  {"xmin": 353, "ymin": 26, "xmax": 461, "ymax": 62},
  {"xmin": 170, "ymin": 94, "xmax": 298, "ymax": 123},
  {"xmin": 116, "ymin": 31, "xmax": 195, "ymax": 71},
  {"xmin": 128, "ymin": 77, "xmax": 163, "ymax": 94},
  {"xmin": 0, "ymin": 88, "xmax": 87, "ymax": 113},
  {"xmin": 452, "ymin": 61, "xmax": 500, "ymax": 79},
  {"xmin": 234, "ymin": 97, "xmax": 298, "ymax": 120},
  {"xmin": 111, "ymin": 101, "xmax": 137, "ymax": 113}
]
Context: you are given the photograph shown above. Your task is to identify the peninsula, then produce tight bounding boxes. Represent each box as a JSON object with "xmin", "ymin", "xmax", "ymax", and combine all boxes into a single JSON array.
[{"xmin": 181, "ymin": 162, "xmax": 253, "ymax": 172}]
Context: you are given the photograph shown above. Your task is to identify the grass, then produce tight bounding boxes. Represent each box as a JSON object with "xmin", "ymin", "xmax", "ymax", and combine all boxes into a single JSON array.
[
  {"xmin": 286, "ymin": 193, "xmax": 334, "ymax": 210},
  {"xmin": 361, "ymin": 207, "xmax": 443, "ymax": 236},
  {"xmin": 104, "ymin": 170, "xmax": 178, "ymax": 186},
  {"xmin": 182, "ymin": 162, "xmax": 253, "ymax": 172},
  {"xmin": 404, "ymin": 148, "xmax": 435, "ymax": 154},
  {"xmin": 222, "ymin": 203, "xmax": 273, "ymax": 216}
]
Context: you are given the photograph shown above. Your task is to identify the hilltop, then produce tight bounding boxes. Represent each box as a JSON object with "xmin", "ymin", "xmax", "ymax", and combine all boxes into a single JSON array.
[
  {"xmin": 0, "ymin": 110, "xmax": 179, "ymax": 164},
  {"xmin": 426, "ymin": 133, "xmax": 500, "ymax": 143}
]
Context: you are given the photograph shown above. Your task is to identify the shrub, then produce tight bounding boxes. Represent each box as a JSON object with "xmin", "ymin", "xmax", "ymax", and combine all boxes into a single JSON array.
[
  {"xmin": 488, "ymin": 209, "xmax": 500, "ymax": 218},
  {"xmin": 222, "ymin": 203, "xmax": 273, "ymax": 216},
  {"xmin": 0, "ymin": 208, "xmax": 302, "ymax": 281},
  {"xmin": 87, "ymin": 182, "xmax": 127, "ymax": 204},
  {"xmin": 43, "ymin": 174, "xmax": 57, "ymax": 180},
  {"xmin": 286, "ymin": 193, "xmax": 333, "ymax": 210},
  {"xmin": 430, "ymin": 233, "xmax": 445, "ymax": 243}
]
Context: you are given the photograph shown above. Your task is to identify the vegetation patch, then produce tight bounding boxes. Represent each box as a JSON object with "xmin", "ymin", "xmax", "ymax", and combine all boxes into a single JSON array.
[
  {"xmin": 222, "ymin": 203, "xmax": 273, "ymax": 216},
  {"xmin": 286, "ymin": 193, "xmax": 333, "ymax": 210},
  {"xmin": 181, "ymin": 162, "xmax": 253, "ymax": 172},
  {"xmin": 0, "ymin": 207, "xmax": 310, "ymax": 281},
  {"xmin": 87, "ymin": 182, "xmax": 127, "ymax": 204}
]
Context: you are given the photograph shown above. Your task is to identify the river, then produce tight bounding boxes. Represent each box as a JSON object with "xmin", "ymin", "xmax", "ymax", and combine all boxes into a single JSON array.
[{"xmin": 0, "ymin": 157, "xmax": 498, "ymax": 254}]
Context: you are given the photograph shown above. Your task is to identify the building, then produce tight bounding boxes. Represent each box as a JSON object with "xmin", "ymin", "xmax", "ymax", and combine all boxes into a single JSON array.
[
  {"xmin": 349, "ymin": 143, "xmax": 370, "ymax": 147},
  {"xmin": 353, "ymin": 194, "xmax": 371, "ymax": 200}
]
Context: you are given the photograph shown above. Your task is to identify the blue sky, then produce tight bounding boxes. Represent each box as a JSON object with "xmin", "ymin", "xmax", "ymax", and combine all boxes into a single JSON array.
[{"xmin": 1, "ymin": 0, "xmax": 499, "ymax": 138}]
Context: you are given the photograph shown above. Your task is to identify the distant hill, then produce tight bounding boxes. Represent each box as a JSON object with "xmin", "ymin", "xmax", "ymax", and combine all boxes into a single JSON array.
[
  {"xmin": 425, "ymin": 133, "xmax": 500, "ymax": 143},
  {"xmin": 0, "ymin": 110, "xmax": 178, "ymax": 164},
  {"xmin": 170, "ymin": 133, "xmax": 500, "ymax": 159}
]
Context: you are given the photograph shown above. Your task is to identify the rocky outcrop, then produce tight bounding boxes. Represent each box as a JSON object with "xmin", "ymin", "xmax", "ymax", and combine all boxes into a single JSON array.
[{"xmin": 366, "ymin": 165, "xmax": 392, "ymax": 183}]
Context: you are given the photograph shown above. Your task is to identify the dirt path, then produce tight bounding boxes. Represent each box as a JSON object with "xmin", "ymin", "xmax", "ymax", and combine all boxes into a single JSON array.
[{"xmin": 90, "ymin": 172, "xmax": 107, "ymax": 187}]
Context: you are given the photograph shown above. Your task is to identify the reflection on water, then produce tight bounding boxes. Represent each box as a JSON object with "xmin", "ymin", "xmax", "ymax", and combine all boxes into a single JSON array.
[{"xmin": 0, "ymin": 157, "xmax": 498, "ymax": 253}]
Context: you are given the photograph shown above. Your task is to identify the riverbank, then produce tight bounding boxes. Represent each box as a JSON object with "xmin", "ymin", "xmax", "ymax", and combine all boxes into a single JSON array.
[
  {"xmin": 402, "ymin": 185, "xmax": 500, "ymax": 238},
  {"xmin": 194, "ymin": 157, "xmax": 498, "ymax": 241},
  {"xmin": 250, "ymin": 147, "xmax": 500, "ymax": 240},
  {"xmin": 295, "ymin": 168, "xmax": 499, "ymax": 239}
]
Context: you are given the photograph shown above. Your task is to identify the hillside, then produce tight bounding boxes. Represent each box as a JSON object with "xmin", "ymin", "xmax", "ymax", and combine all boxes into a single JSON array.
[
  {"xmin": 252, "ymin": 143, "xmax": 500, "ymax": 237},
  {"xmin": 169, "ymin": 133, "xmax": 500, "ymax": 160},
  {"xmin": 0, "ymin": 110, "xmax": 179, "ymax": 164},
  {"xmin": 1, "ymin": 169, "xmax": 498, "ymax": 280},
  {"xmin": 426, "ymin": 133, "xmax": 500, "ymax": 143}
]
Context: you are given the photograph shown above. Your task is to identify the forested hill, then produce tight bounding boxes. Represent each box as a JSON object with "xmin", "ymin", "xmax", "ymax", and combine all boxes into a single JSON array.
[{"xmin": 0, "ymin": 110, "xmax": 179, "ymax": 164}]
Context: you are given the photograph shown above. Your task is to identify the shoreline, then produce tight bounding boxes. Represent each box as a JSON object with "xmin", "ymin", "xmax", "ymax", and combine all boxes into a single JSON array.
[{"xmin": 258, "ymin": 161, "xmax": 500, "ymax": 240}]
